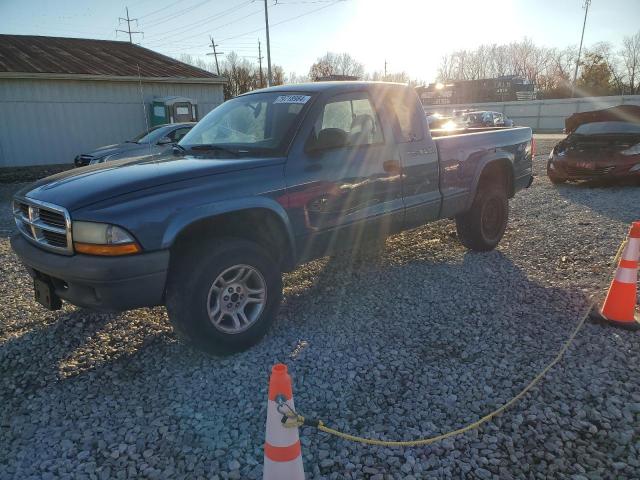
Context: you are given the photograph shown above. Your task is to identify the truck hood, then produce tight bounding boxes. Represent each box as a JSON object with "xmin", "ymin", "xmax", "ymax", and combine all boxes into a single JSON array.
[
  {"xmin": 19, "ymin": 153, "xmax": 284, "ymax": 211},
  {"xmin": 565, "ymin": 105, "xmax": 640, "ymax": 133}
]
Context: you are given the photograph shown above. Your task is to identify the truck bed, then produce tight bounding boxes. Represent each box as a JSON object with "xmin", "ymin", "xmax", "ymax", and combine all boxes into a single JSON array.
[{"xmin": 432, "ymin": 126, "xmax": 533, "ymax": 218}]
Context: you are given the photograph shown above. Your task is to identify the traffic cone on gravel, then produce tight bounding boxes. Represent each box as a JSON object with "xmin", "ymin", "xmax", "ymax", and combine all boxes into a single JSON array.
[
  {"xmin": 263, "ymin": 364, "xmax": 305, "ymax": 480},
  {"xmin": 591, "ymin": 221, "xmax": 640, "ymax": 330}
]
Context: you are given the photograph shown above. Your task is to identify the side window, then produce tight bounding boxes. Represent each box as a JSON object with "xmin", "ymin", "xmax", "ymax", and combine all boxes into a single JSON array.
[
  {"xmin": 311, "ymin": 92, "xmax": 384, "ymax": 149},
  {"xmin": 170, "ymin": 127, "xmax": 191, "ymax": 142},
  {"xmin": 385, "ymin": 89, "xmax": 425, "ymax": 143}
]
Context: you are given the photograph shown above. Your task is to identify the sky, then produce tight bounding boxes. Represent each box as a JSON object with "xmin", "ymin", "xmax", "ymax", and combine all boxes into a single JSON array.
[{"xmin": 2, "ymin": 0, "xmax": 640, "ymax": 82}]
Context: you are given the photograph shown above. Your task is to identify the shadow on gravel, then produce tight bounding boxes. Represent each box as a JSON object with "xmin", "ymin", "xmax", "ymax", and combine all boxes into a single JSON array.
[
  {"xmin": 0, "ymin": 309, "xmax": 114, "ymax": 398},
  {"xmin": 290, "ymin": 235, "xmax": 589, "ymax": 356},
  {"xmin": 0, "ymin": 307, "xmax": 176, "ymax": 402},
  {"xmin": 554, "ymin": 180, "xmax": 640, "ymax": 223},
  {"xmin": 278, "ymin": 242, "xmax": 594, "ymax": 442}
]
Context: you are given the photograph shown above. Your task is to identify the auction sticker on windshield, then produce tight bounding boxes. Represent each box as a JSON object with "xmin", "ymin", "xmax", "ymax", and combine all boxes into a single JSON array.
[{"xmin": 274, "ymin": 95, "xmax": 311, "ymax": 104}]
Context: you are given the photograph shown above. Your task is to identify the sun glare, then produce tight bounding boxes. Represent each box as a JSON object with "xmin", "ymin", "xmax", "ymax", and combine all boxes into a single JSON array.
[{"xmin": 336, "ymin": 0, "xmax": 517, "ymax": 80}]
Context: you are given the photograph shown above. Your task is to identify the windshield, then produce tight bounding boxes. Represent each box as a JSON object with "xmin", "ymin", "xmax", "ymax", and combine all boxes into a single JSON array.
[
  {"xmin": 179, "ymin": 92, "xmax": 312, "ymax": 155},
  {"xmin": 462, "ymin": 113, "xmax": 487, "ymax": 124},
  {"xmin": 574, "ymin": 121, "xmax": 640, "ymax": 135},
  {"xmin": 131, "ymin": 125, "xmax": 167, "ymax": 144}
]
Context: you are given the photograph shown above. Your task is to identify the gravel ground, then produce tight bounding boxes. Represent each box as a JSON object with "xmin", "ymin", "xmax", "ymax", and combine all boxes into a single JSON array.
[{"xmin": 1, "ymin": 138, "xmax": 639, "ymax": 479}]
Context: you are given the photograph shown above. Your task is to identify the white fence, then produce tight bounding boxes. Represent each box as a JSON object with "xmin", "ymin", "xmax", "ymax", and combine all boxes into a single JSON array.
[{"xmin": 425, "ymin": 95, "xmax": 640, "ymax": 132}]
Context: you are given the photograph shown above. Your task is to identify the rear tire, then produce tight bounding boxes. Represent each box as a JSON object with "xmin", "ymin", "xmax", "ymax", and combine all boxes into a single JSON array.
[
  {"xmin": 455, "ymin": 184, "xmax": 509, "ymax": 252},
  {"xmin": 166, "ymin": 238, "xmax": 282, "ymax": 354}
]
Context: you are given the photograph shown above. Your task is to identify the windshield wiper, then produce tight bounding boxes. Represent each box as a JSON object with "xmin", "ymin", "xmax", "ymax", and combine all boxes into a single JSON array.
[{"xmin": 188, "ymin": 144, "xmax": 240, "ymax": 157}]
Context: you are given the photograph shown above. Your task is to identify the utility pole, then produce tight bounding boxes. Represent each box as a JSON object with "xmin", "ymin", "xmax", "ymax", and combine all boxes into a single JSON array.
[
  {"xmin": 263, "ymin": 0, "xmax": 273, "ymax": 86},
  {"xmin": 384, "ymin": 59, "xmax": 387, "ymax": 80},
  {"xmin": 116, "ymin": 7, "xmax": 142, "ymax": 43},
  {"xmin": 258, "ymin": 39, "xmax": 264, "ymax": 88},
  {"xmin": 207, "ymin": 35, "xmax": 224, "ymax": 76},
  {"xmin": 571, "ymin": 0, "xmax": 591, "ymax": 98}
]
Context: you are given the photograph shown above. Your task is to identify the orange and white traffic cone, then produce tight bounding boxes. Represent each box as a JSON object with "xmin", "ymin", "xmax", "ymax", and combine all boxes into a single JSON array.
[
  {"xmin": 263, "ymin": 364, "xmax": 305, "ymax": 480},
  {"xmin": 591, "ymin": 221, "xmax": 640, "ymax": 330}
]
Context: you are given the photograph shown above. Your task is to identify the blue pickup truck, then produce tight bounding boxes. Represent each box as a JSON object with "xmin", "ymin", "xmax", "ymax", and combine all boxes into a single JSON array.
[{"xmin": 11, "ymin": 82, "xmax": 533, "ymax": 353}]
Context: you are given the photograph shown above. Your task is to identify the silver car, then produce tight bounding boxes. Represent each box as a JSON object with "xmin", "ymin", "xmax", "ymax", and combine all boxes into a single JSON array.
[{"xmin": 74, "ymin": 123, "xmax": 195, "ymax": 167}]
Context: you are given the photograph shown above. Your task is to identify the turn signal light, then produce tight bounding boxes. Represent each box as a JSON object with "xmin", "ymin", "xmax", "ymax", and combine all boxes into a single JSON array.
[{"xmin": 74, "ymin": 242, "xmax": 141, "ymax": 256}]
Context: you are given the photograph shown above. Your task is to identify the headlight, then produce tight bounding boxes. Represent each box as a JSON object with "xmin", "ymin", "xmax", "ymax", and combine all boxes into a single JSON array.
[
  {"xmin": 630, "ymin": 163, "xmax": 640, "ymax": 172},
  {"xmin": 621, "ymin": 143, "xmax": 640, "ymax": 156},
  {"xmin": 72, "ymin": 221, "xmax": 141, "ymax": 256}
]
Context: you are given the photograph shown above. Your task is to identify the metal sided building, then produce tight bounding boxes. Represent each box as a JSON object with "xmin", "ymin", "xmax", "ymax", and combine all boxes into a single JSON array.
[{"xmin": 0, "ymin": 35, "xmax": 226, "ymax": 167}]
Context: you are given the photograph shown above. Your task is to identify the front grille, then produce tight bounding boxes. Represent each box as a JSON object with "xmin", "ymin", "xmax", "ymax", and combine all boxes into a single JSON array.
[
  {"xmin": 39, "ymin": 209, "xmax": 66, "ymax": 228},
  {"xmin": 13, "ymin": 198, "xmax": 73, "ymax": 255},
  {"xmin": 565, "ymin": 165, "xmax": 615, "ymax": 177}
]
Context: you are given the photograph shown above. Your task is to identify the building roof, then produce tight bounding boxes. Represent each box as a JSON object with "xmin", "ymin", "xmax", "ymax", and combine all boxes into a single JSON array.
[{"xmin": 0, "ymin": 35, "xmax": 223, "ymax": 83}]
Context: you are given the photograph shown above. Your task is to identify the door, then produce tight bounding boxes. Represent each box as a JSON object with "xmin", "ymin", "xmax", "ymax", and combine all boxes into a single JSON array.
[
  {"xmin": 383, "ymin": 87, "xmax": 441, "ymax": 227},
  {"xmin": 172, "ymin": 102, "xmax": 195, "ymax": 123},
  {"xmin": 285, "ymin": 90, "xmax": 404, "ymax": 260}
]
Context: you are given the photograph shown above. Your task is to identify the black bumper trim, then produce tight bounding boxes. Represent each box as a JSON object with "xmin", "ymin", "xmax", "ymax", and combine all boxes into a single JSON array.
[{"xmin": 10, "ymin": 234, "xmax": 169, "ymax": 311}]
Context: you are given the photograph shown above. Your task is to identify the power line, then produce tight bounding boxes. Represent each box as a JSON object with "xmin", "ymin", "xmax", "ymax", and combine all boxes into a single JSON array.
[
  {"xmin": 219, "ymin": 0, "xmax": 341, "ymax": 42},
  {"xmin": 138, "ymin": 0, "xmax": 184, "ymax": 20},
  {"xmin": 116, "ymin": 7, "xmax": 143, "ymax": 43},
  {"xmin": 143, "ymin": 6, "xmax": 260, "ymax": 47},
  {"xmin": 141, "ymin": 0, "xmax": 212, "ymax": 30},
  {"xmin": 274, "ymin": 0, "xmax": 346, "ymax": 3},
  {"xmin": 145, "ymin": 0, "xmax": 252, "ymax": 37}
]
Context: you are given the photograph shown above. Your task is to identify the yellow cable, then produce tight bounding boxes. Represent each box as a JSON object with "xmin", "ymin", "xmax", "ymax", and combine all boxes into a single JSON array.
[
  {"xmin": 312, "ymin": 301, "xmax": 592, "ymax": 447},
  {"xmin": 289, "ymin": 236, "xmax": 627, "ymax": 447}
]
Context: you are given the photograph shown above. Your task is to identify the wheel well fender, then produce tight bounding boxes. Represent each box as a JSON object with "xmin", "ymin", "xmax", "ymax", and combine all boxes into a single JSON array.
[
  {"xmin": 466, "ymin": 154, "xmax": 515, "ymax": 210},
  {"xmin": 163, "ymin": 198, "xmax": 297, "ymax": 271}
]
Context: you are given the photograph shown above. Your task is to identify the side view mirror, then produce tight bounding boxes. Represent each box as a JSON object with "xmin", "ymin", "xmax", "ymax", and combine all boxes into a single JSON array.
[
  {"xmin": 157, "ymin": 136, "xmax": 174, "ymax": 145},
  {"xmin": 306, "ymin": 128, "xmax": 348, "ymax": 152}
]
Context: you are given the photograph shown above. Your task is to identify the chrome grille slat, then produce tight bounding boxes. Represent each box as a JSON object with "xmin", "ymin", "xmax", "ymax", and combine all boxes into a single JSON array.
[{"xmin": 13, "ymin": 198, "xmax": 73, "ymax": 255}]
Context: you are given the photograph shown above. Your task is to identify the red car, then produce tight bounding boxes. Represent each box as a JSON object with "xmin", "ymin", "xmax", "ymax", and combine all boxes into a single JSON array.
[{"xmin": 547, "ymin": 105, "xmax": 640, "ymax": 184}]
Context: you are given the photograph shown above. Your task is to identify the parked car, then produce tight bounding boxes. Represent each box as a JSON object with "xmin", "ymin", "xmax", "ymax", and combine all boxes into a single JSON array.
[
  {"xmin": 426, "ymin": 113, "xmax": 457, "ymax": 130},
  {"xmin": 547, "ymin": 105, "xmax": 640, "ymax": 184},
  {"xmin": 73, "ymin": 122, "xmax": 195, "ymax": 166},
  {"xmin": 12, "ymin": 82, "xmax": 533, "ymax": 353},
  {"xmin": 461, "ymin": 111, "xmax": 513, "ymax": 128}
]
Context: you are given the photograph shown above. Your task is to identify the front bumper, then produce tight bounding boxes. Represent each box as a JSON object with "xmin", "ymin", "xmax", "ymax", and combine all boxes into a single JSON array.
[
  {"xmin": 548, "ymin": 156, "xmax": 640, "ymax": 181},
  {"xmin": 10, "ymin": 234, "xmax": 169, "ymax": 311}
]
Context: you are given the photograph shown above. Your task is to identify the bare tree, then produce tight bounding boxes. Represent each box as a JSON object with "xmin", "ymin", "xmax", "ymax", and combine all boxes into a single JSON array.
[
  {"xmin": 286, "ymin": 72, "xmax": 309, "ymax": 84},
  {"xmin": 272, "ymin": 65, "xmax": 285, "ymax": 86},
  {"xmin": 309, "ymin": 52, "xmax": 364, "ymax": 80},
  {"xmin": 621, "ymin": 31, "xmax": 640, "ymax": 94},
  {"xmin": 589, "ymin": 42, "xmax": 625, "ymax": 95},
  {"xmin": 178, "ymin": 53, "xmax": 213, "ymax": 72}
]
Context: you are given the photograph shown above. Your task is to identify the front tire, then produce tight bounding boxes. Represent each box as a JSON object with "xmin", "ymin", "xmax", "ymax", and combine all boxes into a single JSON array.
[
  {"xmin": 455, "ymin": 184, "xmax": 509, "ymax": 252},
  {"xmin": 548, "ymin": 173, "xmax": 566, "ymax": 184},
  {"xmin": 166, "ymin": 238, "xmax": 282, "ymax": 354}
]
